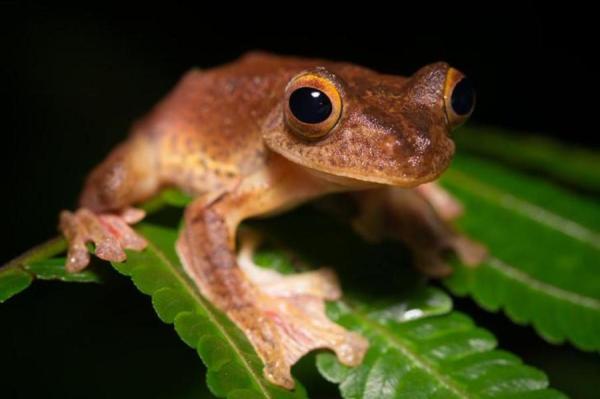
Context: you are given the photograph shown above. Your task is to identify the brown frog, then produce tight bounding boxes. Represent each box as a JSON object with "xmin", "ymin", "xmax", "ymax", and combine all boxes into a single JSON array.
[{"xmin": 59, "ymin": 52, "xmax": 485, "ymax": 389}]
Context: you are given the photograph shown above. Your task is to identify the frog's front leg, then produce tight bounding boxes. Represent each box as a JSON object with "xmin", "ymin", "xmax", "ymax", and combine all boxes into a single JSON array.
[
  {"xmin": 351, "ymin": 186, "xmax": 487, "ymax": 277},
  {"xmin": 60, "ymin": 133, "xmax": 160, "ymax": 272},
  {"xmin": 176, "ymin": 164, "xmax": 368, "ymax": 389}
]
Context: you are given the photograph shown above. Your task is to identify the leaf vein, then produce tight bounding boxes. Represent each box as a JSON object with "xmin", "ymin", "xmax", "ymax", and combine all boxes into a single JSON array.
[
  {"xmin": 350, "ymin": 305, "xmax": 470, "ymax": 399},
  {"xmin": 488, "ymin": 257, "xmax": 600, "ymax": 310},
  {"xmin": 445, "ymin": 170, "xmax": 600, "ymax": 249}
]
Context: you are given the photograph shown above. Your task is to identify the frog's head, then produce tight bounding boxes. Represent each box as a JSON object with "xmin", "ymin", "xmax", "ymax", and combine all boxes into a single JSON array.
[{"xmin": 262, "ymin": 62, "xmax": 474, "ymax": 187}]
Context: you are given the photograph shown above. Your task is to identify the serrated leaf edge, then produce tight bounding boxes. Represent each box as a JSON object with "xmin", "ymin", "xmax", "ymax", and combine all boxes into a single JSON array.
[{"xmin": 136, "ymin": 237, "xmax": 276, "ymax": 399}]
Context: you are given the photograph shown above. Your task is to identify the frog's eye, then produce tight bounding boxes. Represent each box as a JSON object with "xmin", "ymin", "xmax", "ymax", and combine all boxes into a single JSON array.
[
  {"xmin": 284, "ymin": 72, "xmax": 342, "ymax": 139},
  {"xmin": 444, "ymin": 68, "xmax": 475, "ymax": 128}
]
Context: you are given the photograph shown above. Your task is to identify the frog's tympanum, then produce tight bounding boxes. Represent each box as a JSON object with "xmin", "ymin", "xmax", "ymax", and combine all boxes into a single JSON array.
[{"xmin": 59, "ymin": 52, "xmax": 485, "ymax": 389}]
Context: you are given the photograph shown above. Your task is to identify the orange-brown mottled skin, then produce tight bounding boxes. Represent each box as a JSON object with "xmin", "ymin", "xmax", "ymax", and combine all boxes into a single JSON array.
[{"xmin": 59, "ymin": 52, "xmax": 484, "ymax": 389}]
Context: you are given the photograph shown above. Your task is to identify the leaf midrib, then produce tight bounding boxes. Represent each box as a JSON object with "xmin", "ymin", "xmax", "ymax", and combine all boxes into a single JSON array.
[
  {"xmin": 349, "ymin": 304, "xmax": 472, "ymax": 399},
  {"xmin": 142, "ymin": 236, "xmax": 274, "ymax": 399}
]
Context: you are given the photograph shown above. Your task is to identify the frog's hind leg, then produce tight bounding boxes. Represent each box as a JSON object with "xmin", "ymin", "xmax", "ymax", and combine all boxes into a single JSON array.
[
  {"xmin": 351, "ymin": 186, "xmax": 487, "ymax": 277},
  {"xmin": 176, "ymin": 194, "xmax": 367, "ymax": 389}
]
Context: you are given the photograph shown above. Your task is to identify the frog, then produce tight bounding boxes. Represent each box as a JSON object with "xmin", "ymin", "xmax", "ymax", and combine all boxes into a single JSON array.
[{"xmin": 58, "ymin": 52, "xmax": 485, "ymax": 389}]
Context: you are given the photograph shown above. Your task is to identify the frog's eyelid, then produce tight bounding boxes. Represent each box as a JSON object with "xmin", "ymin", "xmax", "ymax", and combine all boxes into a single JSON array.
[{"xmin": 287, "ymin": 67, "xmax": 344, "ymax": 92}]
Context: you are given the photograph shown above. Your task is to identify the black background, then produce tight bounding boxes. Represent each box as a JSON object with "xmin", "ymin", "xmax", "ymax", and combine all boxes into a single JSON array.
[{"xmin": 1, "ymin": 4, "xmax": 599, "ymax": 398}]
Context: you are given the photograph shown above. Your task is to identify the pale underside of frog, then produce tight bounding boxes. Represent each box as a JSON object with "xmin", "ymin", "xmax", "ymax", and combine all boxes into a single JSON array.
[{"xmin": 59, "ymin": 52, "xmax": 486, "ymax": 389}]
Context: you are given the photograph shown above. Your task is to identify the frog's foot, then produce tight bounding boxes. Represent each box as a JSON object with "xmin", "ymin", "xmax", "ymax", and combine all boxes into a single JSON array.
[
  {"xmin": 234, "ymin": 230, "xmax": 368, "ymax": 388},
  {"xmin": 237, "ymin": 230, "xmax": 341, "ymax": 299},
  {"xmin": 414, "ymin": 233, "xmax": 488, "ymax": 278},
  {"xmin": 222, "ymin": 288, "xmax": 365, "ymax": 389},
  {"xmin": 59, "ymin": 207, "xmax": 147, "ymax": 272},
  {"xmin": 252, "ymin": 293, "xmax": 368, "ymax": 388}
]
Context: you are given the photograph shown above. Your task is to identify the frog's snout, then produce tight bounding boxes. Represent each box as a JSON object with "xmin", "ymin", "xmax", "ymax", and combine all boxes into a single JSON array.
[{"xmin": 443, "ymin": 67, "xmax": 475, "ymax": 128}]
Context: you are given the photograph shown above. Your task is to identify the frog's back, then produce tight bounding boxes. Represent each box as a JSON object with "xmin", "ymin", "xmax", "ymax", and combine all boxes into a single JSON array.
[{"xmin": 137, "ymin": 52, "xmax": 330, "ymax": 194}]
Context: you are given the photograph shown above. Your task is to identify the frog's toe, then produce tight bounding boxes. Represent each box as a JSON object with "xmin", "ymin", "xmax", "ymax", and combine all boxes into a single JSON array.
[
  {"xmin": 416, "ymin": 182, "xmax": 464, "ymax": 221},
  {"xmin": 94, "ymin": 237, "xmax": 127, "ymax": 263},
  {"xmin": 414, "ymin": 234, "xmax": 487, "ymax": 278},
  {"xmin": 414, "ymin": 251, "xmax": 454, "ymax": 278},
  {"xmin": 65, "ymin": 238, "xmax": 91, "ymax": 273},
  {"xmin": 61, "ymin": 210, "xmax": 91, "ymax": 272},
  {"xmin": 451, "ymin": 235, "xmax": 487, "ymax": 266},
  {"xmin": 98, "ymin": 214, "xmax": 148, "ymax": 251},
  {"xmin": 119, "ymin": 207, "xmax": 146, "ymax": 224}
]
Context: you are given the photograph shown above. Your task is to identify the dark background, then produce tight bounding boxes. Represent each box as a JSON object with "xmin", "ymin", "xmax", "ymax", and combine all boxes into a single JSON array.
[{"xmin": 1, "ymin": 4, "xmax": 599, "ymax": 398}]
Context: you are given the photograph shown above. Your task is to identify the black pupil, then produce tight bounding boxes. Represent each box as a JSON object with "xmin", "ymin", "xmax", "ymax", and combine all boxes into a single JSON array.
[
  {"xmin": 289, "ymin": 87, "xmax": 332, "ymax": 124},
  {"xmin": 451, "ymin": 77, "xmax": 475, "ymax": 116}
]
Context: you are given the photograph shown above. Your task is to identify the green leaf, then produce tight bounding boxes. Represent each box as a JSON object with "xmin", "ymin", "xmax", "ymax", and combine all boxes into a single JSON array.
[
  {"xmin": 0, "ymin": 267, "xmax": 32, "ymax": 303},
  {"xmin": 361, "ymin": 286, "xmax": 452, "ymax": 323},
  {"xmin": 24, "ymin": 257, "xmax": 103, "ymax": 282},
  {"xmin": 253, "ymin": 242, "xmax": 566, "ymax": 399},
  {"xmin": 454, "ymin": 125, "xmax": 600, "ymax": 193},
  {"xmin": 441, "ymin": 154, "xmax": 600, "ymax": 351},
  {"xmin": 0, "ymin": 237, "xmax": 103, "ymax": 303},
  {"xmin": 140, "ymin": 187, "xmax": 193, "ymax": 212},
  {"xmin": 317, "ymin": 305, "xmax": 566, "ymax": 399},
  {"xmin": 112, "ymin": 223, "xmax": 308, "ymax": 399}
]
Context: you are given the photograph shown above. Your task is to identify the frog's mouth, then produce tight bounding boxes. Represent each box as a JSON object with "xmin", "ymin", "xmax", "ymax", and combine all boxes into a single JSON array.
[
  {"xmin": 269, "ymin": 131, "xmax": 456, "ymax": 189},
  {"xmin": 322, "ymin": 154, "xmax": 453, "ymax": 188}
]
